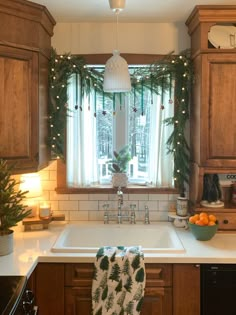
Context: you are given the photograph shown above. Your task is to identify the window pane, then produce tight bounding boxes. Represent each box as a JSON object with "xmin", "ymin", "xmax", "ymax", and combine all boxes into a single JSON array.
[{"xmin": 128, "ymin": 90, "xmax": 151, "ymax": 182}]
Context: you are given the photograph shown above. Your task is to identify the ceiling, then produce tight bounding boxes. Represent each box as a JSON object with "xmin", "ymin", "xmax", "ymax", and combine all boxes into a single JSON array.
[{"xmin": 33, "ymin": 0, "xmax": 236, "ymax": 23}]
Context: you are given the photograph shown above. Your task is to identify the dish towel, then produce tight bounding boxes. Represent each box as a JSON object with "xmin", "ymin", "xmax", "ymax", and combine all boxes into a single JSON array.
[{"xmin": 92, "ymin": 246, "xmax": 146, "ymax": 315}]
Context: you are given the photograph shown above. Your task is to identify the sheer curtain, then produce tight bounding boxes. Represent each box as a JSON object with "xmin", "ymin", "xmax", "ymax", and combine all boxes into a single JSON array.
[
  {"xmin": 67, "ymin": 74, "xmax": 98, "ymax": 187},
  {"xmin": 148, "ymin": 91, "xmax": 174, "ymax": 187}
]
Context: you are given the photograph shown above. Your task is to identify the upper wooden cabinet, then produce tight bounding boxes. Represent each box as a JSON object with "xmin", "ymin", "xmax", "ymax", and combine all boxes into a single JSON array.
[
  {"xmin": 0, "ymin": 0, "xmax": 55, "ymax": 173},
  {"xmin": 186, "ymin": 5, "xmax": 236, "ymax": 204}
]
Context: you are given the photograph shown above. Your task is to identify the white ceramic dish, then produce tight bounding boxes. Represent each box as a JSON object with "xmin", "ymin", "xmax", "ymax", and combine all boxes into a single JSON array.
[
  {"xmin": 208, "ymin": 25, "xmax": 236, "ymax": 49},
  {"xmin": 51, "ymin": 222, "xmax": 185, "ymax": 254}
]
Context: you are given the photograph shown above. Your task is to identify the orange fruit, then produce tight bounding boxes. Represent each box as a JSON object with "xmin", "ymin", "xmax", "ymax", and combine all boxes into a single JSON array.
[
  {"xmin": 208, "ymin": 214, "xmax": 217, "ymax": 222},
  {"xmin": 189, "ymin": 216, "xmax": 196, "ymax": 224},
  {"xmin": 200, "ymin": 216, "xmax": 209, "ymax": 225},
  {"xmin": 199, "ymin": 212, "xmax": 208, "ymax": 218},
  {"xmin": 208, "ymin": 220, "xmax": 216, "ymax": 226},
  {"xmin": 195, "ymin": 219, "xmax": 205, "ymax": 226}
]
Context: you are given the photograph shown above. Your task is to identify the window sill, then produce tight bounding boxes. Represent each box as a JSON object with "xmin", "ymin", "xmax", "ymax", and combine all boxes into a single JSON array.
[{"xmin": 55, "ymin": 185, "xmax": 178, "ymax": 194}]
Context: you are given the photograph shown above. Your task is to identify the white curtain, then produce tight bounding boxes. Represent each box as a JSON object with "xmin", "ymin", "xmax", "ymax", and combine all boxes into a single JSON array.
[
  {"xmin": 148, "ymin": 91, "xmax": 174, "ymax": 187},
  {"xmin": 67, "ymin": 74, "xmax": 99, "ymax": 187}
]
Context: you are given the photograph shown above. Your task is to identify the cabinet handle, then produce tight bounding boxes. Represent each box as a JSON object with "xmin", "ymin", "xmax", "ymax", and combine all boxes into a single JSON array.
[{"xmin": 194, "ymin": 264, "xmax": 200, "ymax": 268}]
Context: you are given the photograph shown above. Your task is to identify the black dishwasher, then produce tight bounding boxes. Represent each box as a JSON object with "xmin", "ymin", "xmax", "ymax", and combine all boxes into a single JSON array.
[{"xmin": 201, "ymin": 264, "xmax": 236, "ymax": 315}]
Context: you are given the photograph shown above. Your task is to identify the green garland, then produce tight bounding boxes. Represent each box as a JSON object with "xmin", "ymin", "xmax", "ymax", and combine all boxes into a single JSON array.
[{"xmin": 48, "ymin": 48, "xmax": 192, "ymax": 194}]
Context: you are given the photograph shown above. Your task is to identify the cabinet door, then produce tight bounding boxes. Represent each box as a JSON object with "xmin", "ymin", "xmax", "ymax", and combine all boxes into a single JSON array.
[
  {"xmin": 173, "ymin": 264, "xmax": 200, "ymax": 315},
  {"xmin": 35, "ymin": 263, "xmax": 65, "ymax": 315},
  {"xmin": 197, "ymin": 53, "xmax": 236, "ymax": 168},
  {"xmin": 65, "ymin": 287, "xmax": 92, "ymax": 315},
  {"xmin": 141, "ymin": 287, "xmax": 172, "ymax": 315},
  {"xmin": 0, "ymin": 45, "xmax": 39, "ymax": 172}
]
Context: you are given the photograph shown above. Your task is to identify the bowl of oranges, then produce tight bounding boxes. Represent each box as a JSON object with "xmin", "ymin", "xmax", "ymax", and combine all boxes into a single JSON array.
[{"xmin": 188, "ymin": 212, "xmax": 218, "ymax": 241}]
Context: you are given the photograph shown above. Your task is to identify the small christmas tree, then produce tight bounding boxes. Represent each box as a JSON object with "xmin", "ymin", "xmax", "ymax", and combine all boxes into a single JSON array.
[{"xmin": 0, "ymin": 159, "xmax": 31, "ymax": 234}]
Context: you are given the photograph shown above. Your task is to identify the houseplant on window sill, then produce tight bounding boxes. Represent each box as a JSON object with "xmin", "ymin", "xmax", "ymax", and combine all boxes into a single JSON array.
[
  {"xmin": 0, "ymin": 159, "xmax": 31, "ymax": 256},
  {"xmin": 107, "ymin": 146, "xmax": 131, "ymax": 188}
]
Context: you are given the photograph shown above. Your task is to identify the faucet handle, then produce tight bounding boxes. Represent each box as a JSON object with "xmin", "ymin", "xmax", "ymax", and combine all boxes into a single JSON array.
[
  {"xmin": 144, "ymin": 205, "xmax": 150, "ymax": 224},
  {"xmin": 130, "ymin": 204, "xmax": 136, "ymax": 224}
]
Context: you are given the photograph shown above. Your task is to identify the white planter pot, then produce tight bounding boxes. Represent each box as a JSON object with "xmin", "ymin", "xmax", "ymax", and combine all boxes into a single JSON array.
[
  {"xmin": 112, "ymin": 173, "xmax": 128, "ymax": 187},
  {"xmin": 0, "ymin": 230, "xmax": 13, "ymax": 256}
]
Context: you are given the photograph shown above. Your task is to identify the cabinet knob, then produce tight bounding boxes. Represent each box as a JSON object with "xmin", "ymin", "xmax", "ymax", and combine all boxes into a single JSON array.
[
  {"xmin": 194, "ymin": 264, "xmax": 200, "ymax": 268},
  {"xmin": 223, "ymin": 219, "xmax": 229, "ymax": 224}
]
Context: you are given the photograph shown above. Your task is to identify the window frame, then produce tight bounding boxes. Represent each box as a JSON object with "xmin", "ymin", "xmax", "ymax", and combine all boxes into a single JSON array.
[{"xmin": 56, "ymin": 53, "xmax": 178, "ymax": 194}]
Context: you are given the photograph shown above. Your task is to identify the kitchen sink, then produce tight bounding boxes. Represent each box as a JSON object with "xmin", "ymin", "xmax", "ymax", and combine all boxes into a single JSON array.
[{"xmin": 51, "ymin": 222, "xmax": 185, "ymax": 254}]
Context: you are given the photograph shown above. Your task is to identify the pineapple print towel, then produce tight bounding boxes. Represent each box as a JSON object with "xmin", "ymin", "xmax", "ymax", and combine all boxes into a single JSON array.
[{"xmin": 92, "ymin": 246, "xmax": 146, "ymax": 315}]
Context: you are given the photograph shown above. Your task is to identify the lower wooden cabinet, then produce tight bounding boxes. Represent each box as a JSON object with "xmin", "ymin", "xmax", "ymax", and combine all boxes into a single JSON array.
[
  {"xmin": 173, "ymin": 264, "xmax": 201, "ymax": 315},
  {"xmin": 34, "ymin": 262, "xmax": 200, "ymax": 315}
]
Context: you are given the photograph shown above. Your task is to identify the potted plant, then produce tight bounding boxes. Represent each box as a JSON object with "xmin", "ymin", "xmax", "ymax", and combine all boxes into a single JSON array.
[
  {"xmin": 107, "ymin": 146, "xmax": 132, "ymax": 187},
  {"xmin": 0, "ymin": 159, "xmax": 31, "ymax": 256}
]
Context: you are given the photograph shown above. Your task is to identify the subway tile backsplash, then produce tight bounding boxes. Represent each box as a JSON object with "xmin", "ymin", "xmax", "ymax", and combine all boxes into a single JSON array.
[{"xmin": 16, "ymin": 161, "xmax": 179, "ymax": 223}]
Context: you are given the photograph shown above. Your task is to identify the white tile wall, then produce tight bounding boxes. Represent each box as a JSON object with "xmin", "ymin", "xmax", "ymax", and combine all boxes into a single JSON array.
[{"xmin": 17, "ymin": 161, "xmax": 179, "ymax": 223}]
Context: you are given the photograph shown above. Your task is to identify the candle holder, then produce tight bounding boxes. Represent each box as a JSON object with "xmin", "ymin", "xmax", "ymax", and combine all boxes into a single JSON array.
[{"xmin": 39, "ymin": 202, "xmax": 52, "ymax": 220}]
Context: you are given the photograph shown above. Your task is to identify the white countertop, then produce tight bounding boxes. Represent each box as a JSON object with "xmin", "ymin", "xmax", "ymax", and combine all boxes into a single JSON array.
[{"xmin": 1, "ymin": 221, "xmax": 236, "ymax": 277}]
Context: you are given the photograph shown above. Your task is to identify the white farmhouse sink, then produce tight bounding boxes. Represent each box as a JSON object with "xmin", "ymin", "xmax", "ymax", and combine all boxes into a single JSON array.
[{"xmin": 51, "ymin": 222, "xmax": 185, "ymax": 254}]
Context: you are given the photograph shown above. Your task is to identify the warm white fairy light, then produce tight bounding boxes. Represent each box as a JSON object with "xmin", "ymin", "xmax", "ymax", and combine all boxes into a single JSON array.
[
  {"xmin": 56, "ymin": 96, "xmax": 59, "ymax": 99},
  {"xmin": 60, "ymin": 55, "xmax": 63, "ymax": 58},
  {"xmin": 57, "ymin": 133, "xmax": 61, "ymax": 137},
  {"xmin": 183, "ymin": 73, "xmax": 187, "ymax": 77},
  {"xmin": 73, "ymin": 64, "xmax": 76, "ymax": 68},
  {"xmin": 177, "ymin": 141, "xmax": 181, "ymax": 145},
  {"xmin": 182, "ymin": 110, "xmax": 186, "ymax": 114},
  {"xmin": 67, "ymin": 56, "xmax": 71, "ymax": 60},
  {"xmin": 182, "ymin": 87, "xmax": 185, "ymax": 90},
  {"xmin": 50, "ymin": 124, "xmax": 54, "ymax": 128},
  {"xmin": 181, "ymin": 99, "xmax": 185, "ymax": 102},
  {"xmin": 179, "ymin": 56, "xmax": 183, "ymax": 59},
  {"xmin": 57, "ymin": 107, "xmax": 60, "ymax": 110},
  {"xmin": 52, "ymin": 144, "xmax": 55, "ymax": 148},
  {"xmin": 177, "ymin": 169, "xmax": 180, "ymax": 173},
  {"xmin": 62, "ymin": 84, "xmax": 65, "ymax": 88},
  {"xmin": 175, "ymin": 120, "xmax": 179, "ymax": 124},
  {"xmin": 55, "ymin": 59, "xmax": 58, "ymax": 63},
  {"xmin": 53, "ymin": 76, "xmax": 56, "ymax": 80},
  {"xmin": 51, "ymin": 68, "xmax": 55, "ymax": 72}
]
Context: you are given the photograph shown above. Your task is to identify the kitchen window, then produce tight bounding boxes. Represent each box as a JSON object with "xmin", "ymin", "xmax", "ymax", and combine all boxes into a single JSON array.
[{"xmin": 66, "ymin": 66, "xmax": 174, "ymax": 189}]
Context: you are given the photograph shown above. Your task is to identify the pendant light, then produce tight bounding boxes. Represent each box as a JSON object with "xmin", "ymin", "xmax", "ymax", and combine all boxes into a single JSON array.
[{"xmin": 103, "ymin": 0, "xmax": 131, "ymax": 93}]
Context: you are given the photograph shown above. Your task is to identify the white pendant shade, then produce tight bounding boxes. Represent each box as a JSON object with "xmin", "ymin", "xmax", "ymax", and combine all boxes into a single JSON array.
[{"xmin": 103, "ymin": 50, "xmax": 131, "ymax": 93}]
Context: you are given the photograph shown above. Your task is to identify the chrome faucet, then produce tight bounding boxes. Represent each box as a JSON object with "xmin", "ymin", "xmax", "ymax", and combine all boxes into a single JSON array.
[{"xmin": 117, "ymin": 186, "xmax": 123, "ymax": 224}]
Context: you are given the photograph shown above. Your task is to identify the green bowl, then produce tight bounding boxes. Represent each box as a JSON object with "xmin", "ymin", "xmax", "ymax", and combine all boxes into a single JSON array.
[{"xmin": 188, "ymin": 222, "xmax": 218, "ymax": 241}]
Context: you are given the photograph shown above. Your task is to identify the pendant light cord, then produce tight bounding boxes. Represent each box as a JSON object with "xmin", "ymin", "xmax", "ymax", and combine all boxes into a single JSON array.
[{"xmin": 115, "ymin": 9, "xmax": 119, "ymax": 51}]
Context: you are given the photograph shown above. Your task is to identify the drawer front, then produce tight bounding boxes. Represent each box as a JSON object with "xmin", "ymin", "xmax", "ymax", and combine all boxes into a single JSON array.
[
  {"xmin": 215, "ymin": 213, "xmax": 236, "ymax": 230},
  {"xmin": 65, "ymin": 263, "xmax": 94, "ymax": 287},
  {"xmin": 65, "ymin": 263, "xmax": 172, "ymax": 287},
  {"xmin": 145, "ymin": 264, "xmax": 172, "ymax": 287}
]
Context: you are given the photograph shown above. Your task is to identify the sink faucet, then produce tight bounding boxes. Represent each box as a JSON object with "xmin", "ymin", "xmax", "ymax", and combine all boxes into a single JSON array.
[{"xmin": 117, "ymin": 186, "xmax": 123, "ymax": 224}]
